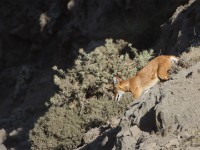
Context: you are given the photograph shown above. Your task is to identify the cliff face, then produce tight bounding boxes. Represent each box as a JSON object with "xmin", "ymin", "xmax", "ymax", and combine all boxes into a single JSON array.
[
  {"xmin": 0, "ymin": 0, "xmax": 200, "ymax": 150},
  {"xmin": 155, "ymin": 0, "xmax": 200, "ymax": 54},
  {"xmin": 0, "ymin": 0, "xmax": 187, "ymax": 68}
]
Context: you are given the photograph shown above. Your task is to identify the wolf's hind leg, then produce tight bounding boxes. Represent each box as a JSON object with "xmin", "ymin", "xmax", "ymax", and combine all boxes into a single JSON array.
[{"xmin": 158, "ymin": 63, "xmax": 171, "ymax": 80}]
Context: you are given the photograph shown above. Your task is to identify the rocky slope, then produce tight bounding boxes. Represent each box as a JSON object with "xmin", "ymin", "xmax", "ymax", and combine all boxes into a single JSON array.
[
  {"xmin": 76, "ymin": 46, "xmax": 200, "ymax": 150},
  {"xmin": 0, "ymin": 0, "xmax": 200, "ymax": 149},
  {"xmin": 76, "ymin": 0, "xmax": 200, "ymax": 149}
]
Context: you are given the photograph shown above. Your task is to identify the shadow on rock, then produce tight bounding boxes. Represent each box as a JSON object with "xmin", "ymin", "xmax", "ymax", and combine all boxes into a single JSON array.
[
  {"xmin": 139, "ymin": 106, "xmax": 157, "ymax": 132},
  {"xmin": 76, "ymin": 126, "xmax": 121, "ymax": 150},
  {"xmin": 0, "ymin": 65, "xmax": 59, "ymax": 149}
]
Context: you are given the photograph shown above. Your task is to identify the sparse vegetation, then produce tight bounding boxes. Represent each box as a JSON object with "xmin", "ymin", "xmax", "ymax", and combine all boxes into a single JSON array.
[{"xmin": 29, "ymin": 39, "xmax": 154, "ymax": 149}]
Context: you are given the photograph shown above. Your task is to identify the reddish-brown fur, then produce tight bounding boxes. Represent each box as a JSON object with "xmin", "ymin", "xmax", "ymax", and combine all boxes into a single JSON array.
[{"xmin": 113, "ymin": 55, "xmax": 179, "ymax": 101}]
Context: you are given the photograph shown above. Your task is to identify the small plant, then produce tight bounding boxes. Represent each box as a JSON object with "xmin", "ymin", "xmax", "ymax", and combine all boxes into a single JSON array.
[
  {"xmin": 29, "ymin": 38, "xmax": 154, "ymax": 149},
  {"xmin": 128, "ymin": 43, "xmax": 154, "ymax": 69}
]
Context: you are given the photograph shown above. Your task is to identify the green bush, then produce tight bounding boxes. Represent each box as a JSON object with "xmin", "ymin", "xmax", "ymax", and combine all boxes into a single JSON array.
[
  {"xmin": 52, "ymin": 39, "xmax": 153, "ymax": 106},
  {"xmin": 29, "ymin": 39, "xmax": 154, "ymax": 149}
]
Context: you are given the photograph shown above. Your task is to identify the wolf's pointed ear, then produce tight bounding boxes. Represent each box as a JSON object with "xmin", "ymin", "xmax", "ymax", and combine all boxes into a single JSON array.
[{"xmin": 113, "ymin": 76, "xmax": 122, "ymax": 85}]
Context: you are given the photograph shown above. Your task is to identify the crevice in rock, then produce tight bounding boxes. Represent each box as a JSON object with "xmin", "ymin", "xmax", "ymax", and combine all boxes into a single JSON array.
[{"xmin": 139, "ymin": 106, "xmax": 157, "ymax": 133}]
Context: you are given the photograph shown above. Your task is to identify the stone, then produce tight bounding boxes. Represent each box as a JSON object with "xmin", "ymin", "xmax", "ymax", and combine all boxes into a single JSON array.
[
  {"xmin": 0, "ymin": 144, "xmax": 7, "ymax": 150},
  {"xmin": 0, "ymin": 129, "xmax": 7, "ymax": 144},
  {"xmin": 165, "ymin": 139, "xmax": 179, "ymax": 149},
  {"xmin": 144, "ymin": 143, "xmax": 157, "ymax": 150},
  {"xmin": 9, "ymin": 130, "xmax": 19, "ymax": 137},
  {"xmin": 83, "ymin": 128, "xmax": 100, "ymax": 144},
  {"xmin": 129, "ymin": 125, "xmax": 141, "ymax": 137}
]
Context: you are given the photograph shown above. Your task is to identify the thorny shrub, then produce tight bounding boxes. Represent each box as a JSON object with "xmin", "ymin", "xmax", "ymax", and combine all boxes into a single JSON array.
[
  {"xmin": 29, "ymin": 39, "xmax": 154, "ymax": 150},
  {"xmin": 52, "ymin": 39, "xmax": 153, "ymax": 107}
]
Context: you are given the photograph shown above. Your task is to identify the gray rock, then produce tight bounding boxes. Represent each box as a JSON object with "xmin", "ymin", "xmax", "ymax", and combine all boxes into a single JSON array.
[
  {"xmin": 129, "ymin": 125, "xmax": 141, "ymax": 137},
  {"xmin": 143, "ymin": 143, "xmax": 157, "ymax": 150},
  {"xmin": 0, "ymin": 144, "xmax": 7, "ymax": 150},
  {"xmin": 0, "ymin": 129, "xmax": 7, "ymax": 144},
  {"xmin": 83, "ymin": 128, "xmax": 100, "ymax": 144},
  {"xmin": 164, "ymin": 139, "xmax": 179, "ymax": 149}
]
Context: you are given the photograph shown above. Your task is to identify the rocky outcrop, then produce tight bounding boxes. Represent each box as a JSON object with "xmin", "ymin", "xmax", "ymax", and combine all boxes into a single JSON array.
[
  {"xmin": 78, "ymin": 46, "xmax": 200, "ymax": 150},
  {"xmin": 116, "ymin": 49, "xmax": 200, "ymax": 150},
  {"xmin": 0, "ymin": 0, "xmax": 188, "ymax": 69},
  {"xmin": 156, "ymin": 0, "xmax": 200, "ymax": 54}
]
